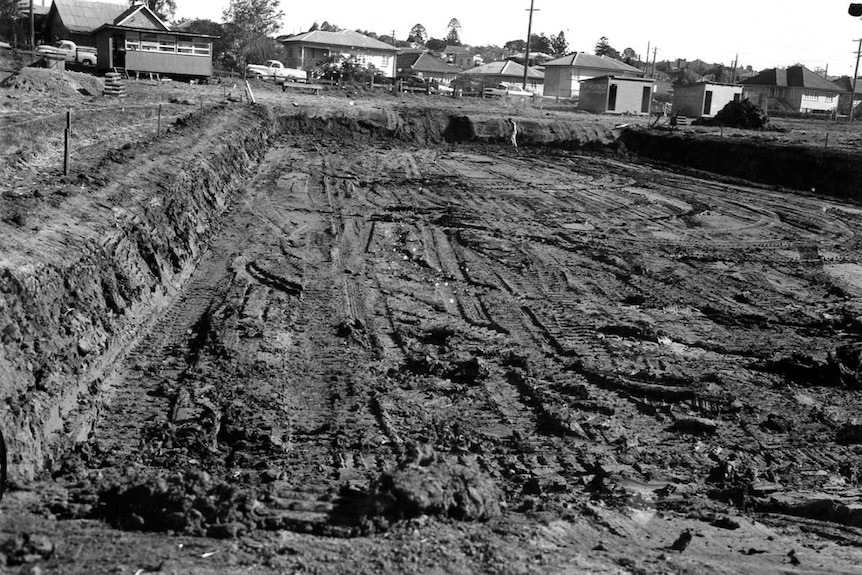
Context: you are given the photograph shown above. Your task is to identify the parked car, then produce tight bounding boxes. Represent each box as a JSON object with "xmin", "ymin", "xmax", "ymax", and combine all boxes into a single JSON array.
[
  {"xmin": 36, "ymin": 40, "xmax": 97, "ymax": 66},
  {"xmin": 245, "ymin": 60, "xmax": 307, "ymax": 82},
  {"xmin": 483, "ymin": 83, "xmax": 535, "ymax": 98}
]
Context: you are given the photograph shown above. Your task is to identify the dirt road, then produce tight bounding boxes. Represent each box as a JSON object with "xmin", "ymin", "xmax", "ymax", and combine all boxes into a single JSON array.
[{"xmin": 2, "ymin": 91, "xmax": 862, "ymax": 573}]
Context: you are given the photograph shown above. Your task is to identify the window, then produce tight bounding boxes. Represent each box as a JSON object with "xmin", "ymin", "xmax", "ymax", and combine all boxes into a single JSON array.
[
  {"xmin": 125, "ymin": 32, "xmax": 140, "ymax": 51},
  {"xmin": 177, "ymin": 40, "xmax": 194, "ymax": 54},
  {"xmin": 192, "ymin": 39, "xmax": 210, "ymax": 56},
  {"xmin": 140, "ymin": 33, "xmax": 159, "ymax": 51}
]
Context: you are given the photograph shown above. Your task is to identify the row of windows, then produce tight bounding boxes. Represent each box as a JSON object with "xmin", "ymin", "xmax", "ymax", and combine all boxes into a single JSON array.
[
  {"xmin": 125, "ymin": 32, "xmax": 210, "ymax": 56},
  {"xmin": 802, "ymin": 90, "xmax": 834, "ymax": 101}
]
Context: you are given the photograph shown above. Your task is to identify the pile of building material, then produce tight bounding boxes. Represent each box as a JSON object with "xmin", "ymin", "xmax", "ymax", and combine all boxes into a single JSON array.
[
  {"xmin": 700, "ymin": 99, "xmax": 768, "ymax": 129},
  {"xmin": 103, "ymin": 72, "xmax": 127, "ymax": 97}
]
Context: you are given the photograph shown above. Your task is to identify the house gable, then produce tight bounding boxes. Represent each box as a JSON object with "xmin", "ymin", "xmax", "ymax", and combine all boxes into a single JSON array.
[
  {"xmin": 50, "ymin": 0, "xmax": 127, "ymax": 34},
  {"xmin": 114, "ymin": 5, "xmax": 169, "ymax": 31}
]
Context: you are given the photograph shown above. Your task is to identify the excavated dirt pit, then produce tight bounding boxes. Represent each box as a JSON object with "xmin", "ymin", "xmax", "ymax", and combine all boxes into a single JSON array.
[{"xmin": 2, "ymin": 101, "xmax": 862, "ymax": 573}]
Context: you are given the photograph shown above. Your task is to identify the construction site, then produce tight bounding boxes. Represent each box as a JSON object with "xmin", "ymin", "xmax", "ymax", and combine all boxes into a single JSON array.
[{"xmin": 1, "ymin": 67, "xmax": 862, "ymax": 573}]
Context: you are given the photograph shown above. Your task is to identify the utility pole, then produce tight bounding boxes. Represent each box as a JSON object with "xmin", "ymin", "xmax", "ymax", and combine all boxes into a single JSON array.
[
  {"xmin": 731, "ymin": 53, "xmax": 739, "ymax": 83},
  {"xmin": 522, "ymin": 0, "xmax": 539, "ymax": 91},
  {"xmin": 30, "ymin": 0, "xmax": 35, "ymax": 50},
  {"xmin": 644, "ymin": 41, "xmax": 650, "ymax": 73},
  {"xmin": 651, "ymin": 47, "xmax": 658, "ymax": 78},
  {"xmin": 850, "ymin": 38, "xmax": 862, "ymax": 122}
]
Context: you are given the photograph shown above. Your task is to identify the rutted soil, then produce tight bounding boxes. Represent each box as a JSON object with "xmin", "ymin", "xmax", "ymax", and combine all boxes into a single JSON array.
[{"xmin": 2, "ymin": 99, "xmax": 862, "ymax": 573}]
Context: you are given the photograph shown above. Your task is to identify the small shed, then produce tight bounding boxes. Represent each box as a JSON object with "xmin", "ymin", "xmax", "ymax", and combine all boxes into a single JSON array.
[
  {"xmin": 543, "ymin": 52, "xmax": 644, "ymax": 99},
  {"xmin": 578, "ymin": 75, "xmax": 656, "ymax": 114},
  {"xmin": 93, "ymin": 4, "xmax": 216, "ymax": 80},
  {"xmin": 673, "ymin": 82, "xmax": 743, "ymax": 118}
]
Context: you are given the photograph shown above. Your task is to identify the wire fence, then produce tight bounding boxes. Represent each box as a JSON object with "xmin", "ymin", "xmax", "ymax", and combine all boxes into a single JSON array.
[{"xmin": 0, "ymin": 95, "xmax": 239, "ymax": 175}]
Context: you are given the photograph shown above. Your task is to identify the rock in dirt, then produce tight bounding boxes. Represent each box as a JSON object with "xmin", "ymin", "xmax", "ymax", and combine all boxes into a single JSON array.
[
  {"xmin": 1, "ymin": 533, "xmax": 55, "ymax": 565},
  {"xmin": 367, "ymin": 456, "xmax": 501, "ymax": 522},
  {"xmin": 671, "ymin": 417, "xmax": 718, "ymax": 435}
]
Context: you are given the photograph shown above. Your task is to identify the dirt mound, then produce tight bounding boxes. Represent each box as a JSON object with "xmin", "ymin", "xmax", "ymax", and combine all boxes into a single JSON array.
[
  {"xmin": 363, "ymin": 450, "xmax": 502, "ymax": 523},
  {"xmin": 696, "ymin": 99, "xmax": 769, "ymax": 129},
  {"xmin": 0, "ymin": 68, "xmax": 103, "ymax": 97}
]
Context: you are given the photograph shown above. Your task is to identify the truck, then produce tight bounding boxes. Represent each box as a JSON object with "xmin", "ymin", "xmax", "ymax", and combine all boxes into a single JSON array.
[
  {"xmin": 36, "ymin": 40, "xmax": 97, "ymax": 67},
  {"xmin": 483, "ymin": 82, "xmax": 535, "ymax": 98},
  {"xmin": 245, "ymin": 60, "xmax": 307, "ymax": 82}
]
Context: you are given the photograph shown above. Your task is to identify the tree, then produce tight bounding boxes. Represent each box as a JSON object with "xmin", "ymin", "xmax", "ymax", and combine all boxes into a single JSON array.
[
  {"xmin": 530, "ymin": 33, "xmax": 552, "ymax": 55},
  {"xmin": 550, "ymin": 31, "xmax": 568, "ymax": 56},
  {"xmin": 594, "ymin": 36, "xmax": 612, "ymax": 56},
  {"xmin": 408, "ymin": 23, "xmax": 427, "ymax": 44},
  {"xmin": 319, "ymin": 21, "xmax": 341, "ymax": 32},
  {"xmin": 445, "ymin": 18, "xmax": 461, "ymax": 46},
  {"xmin": 223, "ymin": 0, "xmax": 285, "ymax": 69},
  {"xmin": 179, "ymin": 19, "xmax": 233, "ymax": 68},
  {"xmin": 132, "ymin": 0, "xmax": 177, "ymax": 21},
  {"xmin": 504, "ymin": 39, "xmax": 526, "ymax": 53},
  {"xmin": 622, "ymin": 47, "xmax": 638, "ymax": 66},
  {"xmin": 426, "ymin": 37, "xmax": 446, "ymax": 52}
]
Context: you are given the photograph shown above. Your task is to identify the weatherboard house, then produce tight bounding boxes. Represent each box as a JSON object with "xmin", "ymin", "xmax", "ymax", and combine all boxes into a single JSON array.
[
  {"xmin": 542, "ymin": 52, "xmax": 644, "ymax": 100},
  {"xmin": 92, "ymin": 3, "xmax": 216, "ymax": 80},
  {"xmin": 739, "ymin": 66, "xmax": 844, "ymax": 114},
  {"xmin": 279, "ymin": 30, "xmax": 399, "ymax": 78},
  {"xmin": 44, "ymin": 0, "xmax": 128, "ymax": 46}
]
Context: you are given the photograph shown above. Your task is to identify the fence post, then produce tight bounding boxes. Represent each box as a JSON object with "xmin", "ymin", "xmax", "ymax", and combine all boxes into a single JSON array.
[
  {"xmin": 157, "ymin": 104, "xmax": 162, "ymax": 138},
  {"xmin": 64, "ymin": 109, "xmax": 71, "ymax": 176}
]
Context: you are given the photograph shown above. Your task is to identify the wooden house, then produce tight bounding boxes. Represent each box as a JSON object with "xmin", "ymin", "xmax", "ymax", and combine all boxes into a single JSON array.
[
  {"xmin": 740, "ymin": 66, "xmax": 844, "ymax": 114},
  {"xmin": 458, "ymin": 60, "xmax": 544, "ymax": 94},
  {"xmin": 543, "ymin": 52, "xmax": 644, "ymax": 99},
  {"xmin": 577, "ymin": 75, "xmax": 656, "ymax": 115},
  {"xmin": 93, "ymin": 4, "xmax": 216, "ymax": 80},
  {"xmin": 44, "ymin": 0, "xmax": 127, "ymax": 46}
]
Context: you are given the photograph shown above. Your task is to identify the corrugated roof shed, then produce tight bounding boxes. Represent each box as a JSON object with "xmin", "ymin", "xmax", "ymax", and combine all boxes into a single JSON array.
[
  {"xmin": 462, "ymin": 60, "xmax": 544, "ymax": 80},
  {"xmin": 543, "ymin": 52, "xmax": 643, "ymax": 75},
  {"xmin": 281, "ymin": 30, "xmax": 397, "ymax": 52},
  {"xmin": 741, "ymin": 66, "xmax": 845, "ymax": 91},
  {"xmin": 52, "ymin": 0, "xmax": 127, "ymax": 33}
]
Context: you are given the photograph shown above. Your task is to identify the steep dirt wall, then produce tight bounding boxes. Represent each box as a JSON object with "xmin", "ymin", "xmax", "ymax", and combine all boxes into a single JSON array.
[
  {"xmin": 0, "ymin": 105, "xmax": 280, "ymax": 483},
  {"xmin": 619, "ymin": 128, "xmax": 862, "ymax": 202}
]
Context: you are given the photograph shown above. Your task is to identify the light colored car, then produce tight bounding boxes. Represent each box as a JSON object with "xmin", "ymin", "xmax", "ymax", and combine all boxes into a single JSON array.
[
  {"xmin": 36, "ymin": 40, "xmax": 97, "ymax": 66},
  {"xmin": 245, "ymin": 60, "xmax": 307, "ymax": 82},
  {"xmin": 483, "ymin": 83, "xmax": 535, "ymax": 98}
]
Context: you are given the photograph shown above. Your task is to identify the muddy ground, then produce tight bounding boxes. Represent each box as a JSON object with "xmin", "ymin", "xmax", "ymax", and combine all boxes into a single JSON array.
[{"xmin": 1, "ymin": 69, "xmax": 862, "ymax": 574}]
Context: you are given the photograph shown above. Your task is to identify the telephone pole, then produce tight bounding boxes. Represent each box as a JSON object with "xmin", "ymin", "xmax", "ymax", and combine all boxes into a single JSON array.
[
  {"xmin": 30, "ymin": 0, "xmax": 35, "ymax": 50},
  {"xmin": 644, "ymin": 41, "xmax": 650, "ymax": 73},
  {"xmin": 522, "ymin": 0, "xmax": 539, "ymax": 91},
  {"xmin": 731, "ymin": 53, "xmax": 739, "ymax": 83},
  {"xmin": 851, "ymin": 39, "xmax": 862, "ymax": 122},
  {"xmin": 651, "ymin": 47, "xmax": 658, "ymax": 78}
]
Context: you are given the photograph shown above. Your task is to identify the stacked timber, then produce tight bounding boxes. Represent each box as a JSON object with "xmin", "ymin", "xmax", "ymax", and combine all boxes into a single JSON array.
[{"xmin": 103, "ymin": 72, "xmax": 127, "ymax": 97}]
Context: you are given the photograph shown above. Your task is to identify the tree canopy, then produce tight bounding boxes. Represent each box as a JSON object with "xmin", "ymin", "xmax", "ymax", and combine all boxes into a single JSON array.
[
  {"xmin": 132, "ymin": 0, "xmax": 176, "ymax": 21},
  {"xmin": 223, "ymin": 0, "xmax": 285, "ymax": 68},
  {"xmin": 445, "ymin": 18, "xmax": 461, "ymax": 46},
  {"xmin": 549, "ymin": 31, "xmax": 568, "ymax": 56},
  {"xmin": 408, "ymin": 23, "xmax": 427, "ymax": 44}
]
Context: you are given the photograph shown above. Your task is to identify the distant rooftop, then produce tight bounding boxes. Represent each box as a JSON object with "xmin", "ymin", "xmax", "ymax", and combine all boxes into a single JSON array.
[{"xmin": 279, "ymin": 30, "xmax": 398, "ymax": 52}]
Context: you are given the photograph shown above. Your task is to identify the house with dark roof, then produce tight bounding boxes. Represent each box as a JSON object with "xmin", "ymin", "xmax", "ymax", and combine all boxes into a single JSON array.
[
  {"xmin": 44, "ymin": 0, "xmax": 127, "ymax": 46},
  {"xmin": 92, "ymin": 3, "xmax": 216, "ymax": 79},
  {"xmin": 740, "ymin": 66, "xmax": 845, "ymax": 113},
  {"xmin": 833, "ymin": 76, "xmax": 862, "ymax": 116},
  {"xmin": 542, "ymin": 52, "xmax": 644, "ymax": 99},
  {"xmin": 396, "ymin": 51, "xmax": 461, "ymax": 83},
  {"xmin": 279, "ymin": 30, "xmax": 398, "ymax": 77},
  {"xmin": 442, "ymin": 45, "xmax": 481, "ymax": 69},
  {"xmin": 459, "ymin": 60, "xmax": 544, "ymax": 94}
]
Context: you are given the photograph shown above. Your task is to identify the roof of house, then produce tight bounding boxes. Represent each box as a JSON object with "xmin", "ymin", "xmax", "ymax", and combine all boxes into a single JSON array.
[
  {"xmin": 582, "ymin": 75, "xmax": 655, "ymax": 84},
  {"xmin": 397, "ymin": 52, "xmax": 461, "ymax": 75},
  {"xmin": 49, "ymin": 0, "xmax": 128, "ymax": 33},
  {"xmin": 833, "ymin": 77, "xmax": 862, "ymax": 94},
  {"xmin": 112, "ymin": 3, "xmax": 169, "ymax": 31},
  {"xmin": 442, "ymin": 45, "xmax": 471, "ymax": 55},
  {"xmin": 543, "ymin": 52, "xmax": 644, "ymax": 75},
  {"xmin": 462, "ymin": 60, "xmax": 544, "ymax": 80},
  {"xmin": 740, "ymin": 66, "xmax": 845, "ymax": 91},
  {"xmin": 676, "ymin": 81, "xmax": 744, "ymax": 89},
  {"xmin": 280, "ymin": 30, "xmax": 397, "ymax": 52}
]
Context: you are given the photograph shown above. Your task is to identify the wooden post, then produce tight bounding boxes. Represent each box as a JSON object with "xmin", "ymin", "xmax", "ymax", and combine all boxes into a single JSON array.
[
  {"xmin": 157, "ymin": 104, "xmax": 162, "ymax": 138},
  {"xmin": 200, "ymin": 98, "xmax": 204, "ymax": 113},
  {"xmin": 825, "ymin": 132, "xmax": 829, "ymax": 148},
  {"xmin": 64, "ymin": 110, "xmax": 71, "ymax": 175}
]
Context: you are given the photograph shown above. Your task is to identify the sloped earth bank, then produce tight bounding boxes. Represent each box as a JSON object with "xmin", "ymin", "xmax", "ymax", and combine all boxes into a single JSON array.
[{"xmin": 1, "ymin": 102, "xmax": 862, "ymax": 573}]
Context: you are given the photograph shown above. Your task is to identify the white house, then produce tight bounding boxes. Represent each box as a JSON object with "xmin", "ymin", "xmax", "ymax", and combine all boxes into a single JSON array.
[
  {"xmin": 279, "ymin": 30, "xmax": 398, "ymax": 78},
  {"xmin": 673, "ymin": 82, "xmax": 744, "ymax": 118},
  {"xmin": 542, "ymin": 52, "xmax": 644, "ymax": 99},
  {"xmin": 739, "ymin": 65, "xmax": 844, "ymax": 114}
]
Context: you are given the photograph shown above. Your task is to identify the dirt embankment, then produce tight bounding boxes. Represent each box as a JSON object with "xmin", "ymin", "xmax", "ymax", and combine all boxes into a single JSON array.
[
  {"xmin": 0, "ymin": 105, "xmax": 282, "ymax": 483},
  {"xmin": 619, "ymin": 128, "xmax": 862, "ymax": 202}
]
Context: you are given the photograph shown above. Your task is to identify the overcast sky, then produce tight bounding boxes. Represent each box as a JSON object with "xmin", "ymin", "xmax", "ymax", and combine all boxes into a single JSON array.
[{"xmin": 171, "ymin": 0, "xmax": 862, "ymax": 76}]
